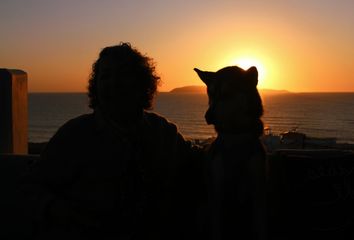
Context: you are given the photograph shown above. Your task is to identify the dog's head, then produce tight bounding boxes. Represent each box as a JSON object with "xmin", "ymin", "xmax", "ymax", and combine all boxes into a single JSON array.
[{"xmin": 194, "ymin": 66, "xmax": 263, "ymax": 134}]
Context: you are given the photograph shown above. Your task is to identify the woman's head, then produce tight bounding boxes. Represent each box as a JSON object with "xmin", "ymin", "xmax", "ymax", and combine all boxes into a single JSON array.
[{"xmin": 88, "ymin": 43, "xmax": 160, "ymax": 120}]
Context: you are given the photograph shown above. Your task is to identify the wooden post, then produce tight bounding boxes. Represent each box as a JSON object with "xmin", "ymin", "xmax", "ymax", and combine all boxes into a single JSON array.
[{"xmin": 0, "ymin": 69, "xmax": 28, "ymax": 154}]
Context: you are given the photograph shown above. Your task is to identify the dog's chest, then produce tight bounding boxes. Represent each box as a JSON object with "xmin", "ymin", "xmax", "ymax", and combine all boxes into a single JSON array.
[
  {"xmin": 209, "ymin": 136, "xmax": 254, "ymax": 173},
  {"xmin": 208, "ymin": 136, "xmax": 262, "ymax": 201},
  {"xmin": 209, "ymin": 140, "xmax": 250, "ymax": 189}
]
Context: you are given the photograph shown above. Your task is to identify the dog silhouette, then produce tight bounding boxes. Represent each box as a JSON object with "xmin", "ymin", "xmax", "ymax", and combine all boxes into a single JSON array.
[{"xmin": 195, "ymin": 66, "xmax": 267, "ymax": 240}]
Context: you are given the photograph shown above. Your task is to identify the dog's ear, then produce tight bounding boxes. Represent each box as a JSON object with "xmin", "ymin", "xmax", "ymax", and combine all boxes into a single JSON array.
[
  {"xmin": 247, "ymin": 66, "xmax": 258, "ymax": 86},
  {"xmin": 194, "ymin": 68, "xmax": 215, "ymax": 85}
]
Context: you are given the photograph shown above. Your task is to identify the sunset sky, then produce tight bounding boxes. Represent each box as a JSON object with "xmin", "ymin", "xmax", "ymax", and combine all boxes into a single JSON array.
[{"xmin": 1, "ymin": 0, "xmax": 353, "ymax": 93}]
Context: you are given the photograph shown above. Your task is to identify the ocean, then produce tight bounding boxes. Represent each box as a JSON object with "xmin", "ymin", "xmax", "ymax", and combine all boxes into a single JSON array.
[{"xmin": 28, "ymin": 92, "xmax": 354, "ymax": 144}]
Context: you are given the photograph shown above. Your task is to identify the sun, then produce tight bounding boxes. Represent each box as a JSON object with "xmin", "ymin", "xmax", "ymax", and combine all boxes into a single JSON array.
[
  {"xmin": 231, "ymin": 58, "xmax": 266, "ymax": 86},
  {"xmin": 214, "ymin": 52, "xmax": 272, "ymax": 88}
]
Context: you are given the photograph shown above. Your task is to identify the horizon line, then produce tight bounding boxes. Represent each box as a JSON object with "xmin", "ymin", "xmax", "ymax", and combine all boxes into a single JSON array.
[{"xmin": 28, "ymin": 90, "xmax": 354, "ymax": 94}]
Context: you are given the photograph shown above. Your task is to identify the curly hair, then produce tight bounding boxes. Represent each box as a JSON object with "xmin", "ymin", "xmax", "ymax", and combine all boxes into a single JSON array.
[{"xmin": 88, "ymin": 42, "xmax": 160, "ymax": 110}]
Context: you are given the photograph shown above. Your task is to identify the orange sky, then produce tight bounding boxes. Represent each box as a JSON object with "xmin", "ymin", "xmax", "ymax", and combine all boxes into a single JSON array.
[{"xmin": 1, "ymin": 0, "xmax": 353, "ymax": 92}]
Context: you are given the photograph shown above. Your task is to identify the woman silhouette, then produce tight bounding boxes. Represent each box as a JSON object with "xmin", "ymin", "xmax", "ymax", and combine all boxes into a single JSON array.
[{"xmin": 30, "ymin": 43, "xmax": 205, "ymax": 240}]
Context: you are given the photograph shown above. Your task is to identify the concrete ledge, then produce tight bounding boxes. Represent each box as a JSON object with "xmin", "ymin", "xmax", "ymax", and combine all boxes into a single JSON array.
[
  {"xmin": 2, "ymin": 151, "xmax": 354, "ymax": 239},
  {"xmin": 28, "ymin": 142, "xmax": 47, "ymax": 155},
  {"xmin": 268, "ymin": 150, "xmax": 354, "ymax": 239},
  {"xmin": 0, "ymin": 154, "xmax": 39, "ymax": 239}
]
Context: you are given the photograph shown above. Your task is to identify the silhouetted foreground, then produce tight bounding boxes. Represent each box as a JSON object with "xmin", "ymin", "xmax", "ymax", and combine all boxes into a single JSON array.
[
  {"xmin": 28, "ymin": 142, "xmax": 47, "ymax": 155},
  {"xmin": 2, "ymin": 43, "xmax": 354, "ymax": 239},
  {"xmin": 1, "ymin": 149, "xmax": 354, "ymax": 239}
]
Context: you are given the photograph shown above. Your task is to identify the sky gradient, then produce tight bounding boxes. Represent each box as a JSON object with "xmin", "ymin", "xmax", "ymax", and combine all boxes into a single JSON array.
[{"xmin": 1, "ymin": 0, "xmax": 353, "ymax": 92}]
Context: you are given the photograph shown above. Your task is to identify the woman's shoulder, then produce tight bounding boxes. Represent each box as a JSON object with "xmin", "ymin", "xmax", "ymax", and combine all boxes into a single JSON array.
[
  {"xmin": 58, "ymin": 113, "xmax": 94, "ymax": 133},
  {"xmin": 144, "ymin": 111, "xmax": 177, "ymax": 131},
  {"xmin": 49, "ymin": 113, "xmax": 95, "ymax": 143},
  {"xmin": 41, "ymin": 113, "xmax": 96, "ymax": 158},
  {"xmin": 143, "ymin": 111, "xmax": 192, "ymax": 149}
]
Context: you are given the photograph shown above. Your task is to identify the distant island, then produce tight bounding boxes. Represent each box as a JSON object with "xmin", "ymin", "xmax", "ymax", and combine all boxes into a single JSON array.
[
  {"xmin": 167, "ymin": 85, "xmax": 290, "ymax": 95},
  {"xmin": 169, "ymin": 86, "xmax": 206, "ymax": 94}
]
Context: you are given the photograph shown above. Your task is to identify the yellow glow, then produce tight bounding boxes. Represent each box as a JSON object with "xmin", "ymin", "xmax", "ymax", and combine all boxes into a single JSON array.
[
  {"xmin": 212, "ymin": 50, "xmax": 274, "ymax": 90},
  {"xmin": 231, "ymin": 57, "xmax": 266, "ymax": 87}
]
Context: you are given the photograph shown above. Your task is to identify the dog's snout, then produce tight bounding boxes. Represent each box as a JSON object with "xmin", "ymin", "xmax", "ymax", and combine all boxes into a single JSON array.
[{"xmin": 205, "ymin": 108, "xmax": 215, "ymax": 125}]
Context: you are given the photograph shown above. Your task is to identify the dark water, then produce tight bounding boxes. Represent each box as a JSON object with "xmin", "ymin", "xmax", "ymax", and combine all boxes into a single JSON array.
[
  {"xmin": 28, "ymin": 92, "xmax": 354, "ymax": 143},
  {"xmin": 29, "ymin": 93, "xmax": 91, "ymax": 142}
]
